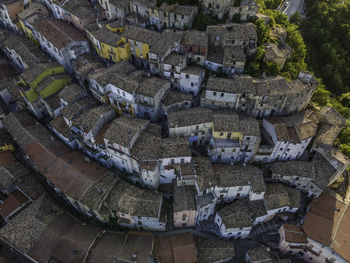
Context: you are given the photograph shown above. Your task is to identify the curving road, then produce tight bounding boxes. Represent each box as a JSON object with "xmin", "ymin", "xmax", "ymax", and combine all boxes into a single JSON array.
[{"xmin": 281, "ymin": 0, "xmax": 305, "ymax": 18}]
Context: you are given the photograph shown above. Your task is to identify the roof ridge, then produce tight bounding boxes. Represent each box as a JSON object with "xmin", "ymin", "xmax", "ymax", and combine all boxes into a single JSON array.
[{"xmin": 330, "ymin": 203, "xmax": 349, "ymax": 247}]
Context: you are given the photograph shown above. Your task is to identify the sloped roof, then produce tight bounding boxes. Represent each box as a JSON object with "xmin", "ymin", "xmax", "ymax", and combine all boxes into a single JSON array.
[{"xmin": 303, "ymin": 190, "xmax": 350, "ymax": 261}]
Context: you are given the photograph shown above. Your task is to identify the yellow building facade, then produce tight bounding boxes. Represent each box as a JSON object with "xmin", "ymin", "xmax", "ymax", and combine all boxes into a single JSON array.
[
  {"xmin": 86, "ymin": 25, "xmax": 131, "ymax": 63},
  {"xmin": 212, "ymin": 130, "xmax": 243, "ymax": 141}
]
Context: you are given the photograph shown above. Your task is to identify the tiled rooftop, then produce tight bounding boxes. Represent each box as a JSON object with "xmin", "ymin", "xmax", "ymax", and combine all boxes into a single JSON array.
[
  {"xmin": 194, "ymin": 236, "xmax": 235, "ymax": 263},
  {"xmin": 264, "ymin": 183, "xmax": 300, "ymax": 211},
  {"xmin": 105, "ymin": 180, "xmax": 163, "ymax": 218},
  {"xmin": 183, "ymin": 30, "xmax": 208, "ymax": 47},
  {"xmin": 213, "ymin": 163, "xmax": 266, "ymax": 192},
  {"xmin": 173, "ymin": 185, "xmax": 196, "ymax": 212},
  {"xmin": 60, "ymin": 96, "xmax": 98, "ymax": 121},
  {"xmin": 162, "ymin": 89, "xmax": 193, "ymax": 107},
  {"xmin": 33, "ymin": 18, "xmax": 87, "ymax": 49},
  {"xmin": 136, "ymin": 77, "xmax": 169, "ymax": 98},
  {"xmin": 168, "ymin": 107, "xmax": 213, "ymax": 127},
  {"xmin": 72, "ymin": 105, "xmax": 113, "ymax": 133},
  {"xmin": 57, "ymin": 84, "xmax": 86, "ymax": 104},
  {"xmin": 103, "ymin": 115, "xmax": 149, "ymax": 147}
]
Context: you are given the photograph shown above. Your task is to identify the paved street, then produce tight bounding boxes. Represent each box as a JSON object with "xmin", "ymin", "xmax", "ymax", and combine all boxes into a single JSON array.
[{"xmin": 281, "ymin": 0, "xmax": 305, "ymax": 18}]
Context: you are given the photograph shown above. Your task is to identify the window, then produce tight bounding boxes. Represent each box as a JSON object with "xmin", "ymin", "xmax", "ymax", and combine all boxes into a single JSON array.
[
  {"xmin": 170, "ymin": 159, "xmax": 175, "ymax": 164},
  {"xmin": 238, "ymin": 186, "xmax": 243, "ymax": 191},
  {"xmin": 186, "ymin": 74, "xmax": 189, "ymax": 78},
  {"xmin": 180, "ymin": 158, "xmax": 185, "ymax": 163},
  {"xmin": 196, "ymin": 125, "xmax": 199, "ymax": 130},
  {"xmin": 242, "ymin": 93, "xmax": 246, "ymax": 98},
  {"xmin": 222, "ymin": 149, "xmax": 225, "ymax": 152},
  {"xmin": 190, "ymin": 82, "xmax": 194, "ymax": 87},
  {"xmin": 232, "ymin": 149, "xmax": 236, "ymax": 152},
  {"xmin": 221, "ymin": 93, "xmax": 224, "ymax": 97},
  {"xmin": 227, "ymin": 133, "xmax": 231, "ymax": 138},
  {"xmin": 280, "ymin": 148, "xmax": 284, "ymax": 151},
  {"xmin": 220, "ymin": 132, "xmax": 224, "ymax": 136},
  {"xmin": 122, "ymin": 91, "xmax": 125, "ymax": 96},
  {"xmin": 246, "ymin": 137, "xmax": 250, "ymax": 140},
  {"xmin": 213, "ymin": 92, "xmax": 217, "ymax": 96},
  {"xmin": 286, "ymin": 149, "xmax": 290, "ymax": 152}
]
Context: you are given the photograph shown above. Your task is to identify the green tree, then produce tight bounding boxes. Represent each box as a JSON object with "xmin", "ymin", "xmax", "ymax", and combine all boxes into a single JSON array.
[
  {"xmin": 289, "ymin": 11, "xmax": 301, "ymax": 26},
  {"xmin": 193, "ymin": 12, "xmax": 218, "ymax": 31},
  {"xmin": 312, "ymin": 83, "xmax": 331, "ymax": 106},
  {"xmin": 339, "ymin": 92, "xmax": 350, "ymax": 108}
]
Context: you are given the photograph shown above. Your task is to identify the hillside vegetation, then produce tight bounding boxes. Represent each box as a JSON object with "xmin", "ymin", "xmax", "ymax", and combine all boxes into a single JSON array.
[{"xmin": 300, "ymin": 0, "xmax": 350, "ymax": 158}]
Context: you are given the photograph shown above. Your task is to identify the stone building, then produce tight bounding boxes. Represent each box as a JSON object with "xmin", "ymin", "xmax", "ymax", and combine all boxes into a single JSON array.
[
  {"xmin": 310, "ymin": 106, "xmax": 346, "ymax": 152},
  {"xmin": 201, "ymin": 73, "xmax": 318, "ymax": 117},
  {"xmin": 260, "ymin": 112, "xmax": 318, "ymax": 162},
  {"xmin": 229, "ymin": 0, "xmax": 260, "ymax": 21},
  {"xmin": 201, "ymin": 0, "xmax": 232, "ymax": 19},
  {"xmin": 182, "ymin": 30, "xmax": 208, "ymax": 65},
  {"xmin": 207, "ymin": 23, "xmax": 257, "ymax": 54},
  {"xmin": 271, "ymin": 161, "xmax": 324, "ymax": 198},
  {"xmin": 0, "ymin": 30, "xmax": 48, "ymax": 72},
  {"xmin": 214, "ymin": 199, "xmax": 267, "ymax": 239},
  {"xmin": 3, "ymin": 111, "xmax": 166, "ymax": 230},
  {"xmin": 135, "ymin": 77, "xmax": 171, "ymax": 121},
  {"xmin": 168, "ymin": 107, "xmax": 214, "ymax": 146},
  {"xmin": 102, "ymin": 115, "xmax": 149, "ymax": 173},
  {"xmin": 161, "ymin": 89, "xmax": 193, "ymax": 116},
  {"xmin": 160, "ymin": 52, "xmax": 187, "ymax": 87},
  {"xmin": 47, "ymin": 0, "xmax": 106, "ymax": 31},
  {"xmin": 212, "ymin": 164, "xmax": 266, "ymax": 202},
  {"xmin": 263, "ymin": 42, "xmax": 292, "ymax": 69},
  {"xmin": 209, "ymin": 112, "xmax": 261, "ymax": 163},
  {"xmin": 29, "ymin": 18, "xmax": 90, "ymax": 73},
  {"xmin": 89, "ymin": 62, "xmax": 170, "ymax": 121},
  {"xmin": 60, "ymin": 95, "xmax": 97, "ymax": 128},
  {"xmin": 264, "ymin": 183, "xmax": 300, "ymax": 221},
  {"xmin": 206, "ymin": 23, "xmax": 257, "ymax": 73},
  {"xmin": 179, "ymin": 66, "xmax": 206, "ymax": 96},
  {"xmin": 149, "ymin": 3, "xmax": 198, "ymax": 30},
  {"xmin": 173, "ymin": 185, "xmax": 197, "ymax": 228}
]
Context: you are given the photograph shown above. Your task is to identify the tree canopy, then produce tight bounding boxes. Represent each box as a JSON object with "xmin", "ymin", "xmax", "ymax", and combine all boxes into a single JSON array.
[{"xmin": 301, "ymin": 0, "xmax": 350, "ymax": 96}]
